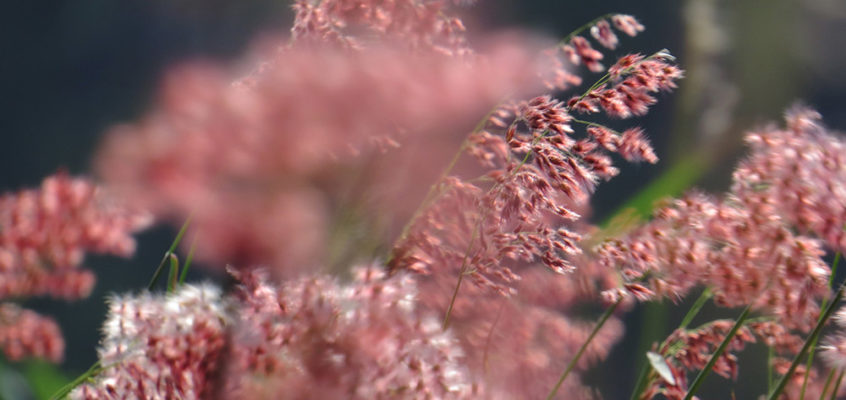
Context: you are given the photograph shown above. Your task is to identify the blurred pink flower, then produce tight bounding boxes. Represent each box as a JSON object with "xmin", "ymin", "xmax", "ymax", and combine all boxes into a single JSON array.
[
  {"xmin": 733, "ymin": 106, "xmax": 846, "ymax": 252},
  {"xmin": 0, "ymin": 304, "xmax": 64, "ymax": 363},
  {"xmin": 0, "ymin": 173, "xmax": 149, "ymax": 363},
  {"xmin": 0, "ymin": 173, "xmax": 150, "ymax": 300},
  {"xmin": 96, "ymin": 38, "xmax": 542, "ymax": 278},
  {"xmin": 225, "ymin": 266, "xmax": 474, "ymax": 399},
  {"xmin": 73, "ymin": 266, "xmax": 475, "ymax": 399},
  {"xmin": 291, "ymin": 0, "xmax": 471, "ymax": 55},
  {"xmin": 599, "ymin": 191, "xmax": 829, "ymax": 330},
  {"xmin": 71, "ymin": 284, "xmax": 228, "ymax": 400}
]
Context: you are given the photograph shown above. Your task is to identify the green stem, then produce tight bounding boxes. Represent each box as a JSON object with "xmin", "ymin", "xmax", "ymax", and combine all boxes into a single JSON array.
[
  {"xmin": 166, "ymin": 254, "xmax": 179, "ymax": 293},
  {"xmin": 547, "ymin": 299, "xmax": 621, "ymax": 400},
  {"xmin": 768, "ymin": 287, "xmax": 844, "ymax": 400},
  {"xmin": 49, "ymin": 361, "xmax": 103, "ymax": 400},
  {"xmin": 442, "ymin": 227, "xmax": 479, "ymax": 331},
  {"xmin": 684, "ymin": 304, "xmax": 753, "ymax": 400},
  {"xmin": 830, "ymin": 369, "xmax": 845, "ymax": 400},
  {"xmin": 768, "ymin": 345, "xmax": 774, "ymax": 394},
  {"xmin": 178, "ymin": 238, "xmax": 197, "ymax": 285},
  {"xmin": 819, "ymin": 369, "xmax": 836, "ymax": 399},
  {"xmin": 147, "ymin": 217, "xmax": 191, "ymax": 290},
  {"xmin": 800, "ymin": 252, "xmax": 840, "ymax": 400}
]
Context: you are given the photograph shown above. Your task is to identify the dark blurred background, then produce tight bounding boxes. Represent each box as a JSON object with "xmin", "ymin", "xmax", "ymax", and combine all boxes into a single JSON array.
[{"xmin": 1, "ymin": 0, "xmax": 845, "ymax": 398}]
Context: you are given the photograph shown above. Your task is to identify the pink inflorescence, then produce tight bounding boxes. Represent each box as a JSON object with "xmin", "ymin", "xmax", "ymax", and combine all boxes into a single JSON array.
[
  {"xmin": 71, "ymin": 285, "xmax": 229, "ymax": 400},
  {"xmin": 598, "ymin": 191, "xmax": 830, "ymax": 330},
  {"xmin": 0, "ymin": 173, "xmax": 149, "ymax": 363},
  {"xmin": 599, "ymin": 107, "xmax": 846, "ymax": 331},
  {"xmin": 0, "ymin": 303, "xmax": 64, "ymax": 363},
  {"xmin": 225, "ymin": 266, "xmax": 474, "ymax": 399},
  {"xmin": 392, "ymin": 65, "xmax": 679, "ymax": 296},
  {"xmin": 820, "ymin": 307, "xmax": 846, "ymax": 371},
  {"xmin": 291, "ymin": 0, "xmax": 472, "ymax": 55},
  {"xmin": 96, "ymin": 38, "xmax": 541, "ymax": 279},
  {"xmin": 72, "ymin": 267, "xmax": 474, "ymax": 399},
  {"xmin": 0, "ymin": 173, "xmax": 151, "ymax": 300},
  {"xmin": 734, "ymin": 106, "xmax": 846, "ymax": 252},
  {"xmin": 541, "ymin": 14, "xmax": 646, "ymax": 91}
]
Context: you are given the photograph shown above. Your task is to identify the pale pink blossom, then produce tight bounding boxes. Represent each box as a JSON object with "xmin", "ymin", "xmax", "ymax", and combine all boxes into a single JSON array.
[
  {"xmin": 291, "ymin": 0, "xmax": 471, "ymax": 55},
  {"xmin": 0, "ymin": 173, "xmax": 151, "ymax": 300},
  {"xmin": 223, "ymin": 266, "xmax": 475, "ymax": 399},
  {"xmin": 96, "ymin": 40, "xmax": 541, "ymax": 278},
  {"xmin": 733, "ymin": 106, "xmax": 846, "ymax": 252},
  {"xmin": 599, "ymin": 192, "xmax": 829, "ymax": 330},
  {"xmin": 71, "ymin": 284, "xmax": 228, "ymax": 400},
  {"xmin": 0, "ymin": 304, "xmax": 64, "ymax": 363}
]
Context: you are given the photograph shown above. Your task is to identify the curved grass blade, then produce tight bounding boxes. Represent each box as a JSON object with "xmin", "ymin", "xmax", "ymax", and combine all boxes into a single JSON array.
[
  {"xmin": 147, "ymin": 216, "xmax": 191, "ymax": 290},
  {"xmin": 178, "ymin": 238, "xmax": 197, "ymax": 285},
  {"xmin": 166, "ymin": 254, "xmax": 179, "ymax": 293}
]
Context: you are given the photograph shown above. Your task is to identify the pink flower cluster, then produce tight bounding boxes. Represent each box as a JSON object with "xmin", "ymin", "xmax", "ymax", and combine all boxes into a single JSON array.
[
  {"xmin": 0, "ymin": 173, "xmax": 149, "ymax": 362},
  {"xmin": 72, "ymin": 267, "xmax": 474, "ymax": 399},
  {"xmin": 391, "ymin": 51, "xmax": 680, "ymax": 297},
  {"xmin": 541, "ymin": 14, "xmax": 645, "ymax": 91},
  {"xmin": 0, "ymin": 173, "xmax": 150, "ymax": 299},
  {"xmin": 0, "ymin": 303, "xmax": 64, "ymax": 363},
  {"xmin": 291, "ymin": 0, "xmax": 471, "ymax": 55},
  {"xmin": 599, "ymin": 107, "xmax": 846, "ymax": 398},
  {"xmin": 71, "ymin": 284, "xmax": 228, "ymax": 399},
  {"xmin": 599, "ymin": 191, "xmax": 829, "ymax": 329},
  {"xmin": 734, "ymin": 106, "xmax": 846, "ymax": 252},
  {"xmin": 96, "ymin": 36, "xmax": 541, "ymax": 279}
]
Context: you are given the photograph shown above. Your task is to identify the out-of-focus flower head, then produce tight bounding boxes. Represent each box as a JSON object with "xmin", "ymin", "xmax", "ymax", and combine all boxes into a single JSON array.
[
  {"xmin": 291, "ymin": 0, "xmax": 472, "ymax": 55},
  {"xmin": 96, "ymin": 22, "xmax": 543, "ymax": 279},
  {"xmin": 599, "ymin": 191, "xmax": 830, "ymax": 330},
  {"xmin": 733, "ymin": 105, "xmax": 846, "ymax": 252},
  {"xmin": 224, "ymin": 265, "xmax": 474, "ymax": 399},
  {"xmin": 0, "ymin": 173, "xmax": 151, "ymax": 300},
  {"xmin": 71, "ymin": 266, "xmax": 476, "ymax": 399},
  {"xmin": 70, "ymin": 284, "xmax": 229, "ymax": 400},
  {"xmin": 0, "ymin": 173, "xmax": 149, "ymax": 363}
]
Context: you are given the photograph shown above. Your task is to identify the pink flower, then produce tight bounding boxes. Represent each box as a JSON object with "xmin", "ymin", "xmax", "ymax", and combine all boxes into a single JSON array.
[
  {"xmin": 291, "ymin": 0, "xmax": 471, "ymax": 55},
  {"xmin": 0, "ymin": 173, "xmax": 148, "ymax": 363},
  {"xmin": 599, "ymin": 191, "xmax": 829, "ymax": 330},
  {"xmin": 224, "ymin": 266, "xmax": 474, "ymax": 399},
  {"xmin": 733, "ymin": 106, "xmax": 846, "ymax": 252},
  {"xmin": 0, "ymin": 173, "xmax": 150, "ymax": 300},
  {"xmin": 71, "ymin": 285, "xmax": 228, "ymax": 400},
  {"xmin": 0, "ymin": 304, "xmax": 64, "ymax": 363},
  {"xmin": 96, "ymin": 40, "xmax": 542, "ymax": 278}
]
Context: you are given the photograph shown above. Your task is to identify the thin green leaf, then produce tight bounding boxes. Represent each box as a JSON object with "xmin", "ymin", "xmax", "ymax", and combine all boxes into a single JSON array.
[
  {"xmin": 166, "ymin": 253, "xmax": 179, "ymax": 293},
  {"xmin": 178, "ymin": 238, "xmax": 197, "ymax": 285},
  {"xmin": 830, "ymin": 369, "xmax": 845, "ymax": 400},
  {"xmin": 819, "ymin": 368, "xmax": 836, "ymax": 399},
  {"xmin": 799, "ymin": 252, "xmax": 841, "ymax": 399},
  {"xmin": 768, "ymin": 345, "xmax": 774, "ymax": 394},
  {"xmin": 601, "ymin": 157, "xmax": 706, "ymax": 228},
  {"xmin": 684, "ymin": 304, "xmax": 752, "ymax": 400},
  {"xmin": 679, "ymin": 288, "xmax": 713, "ymax": 330},
  {"xmin": 147, "ymin": 217, "xmax": 191, "ymax": 290},
  {"xmin": 49, "ymin": 361, "xmax": 103, "ymax": 400}
]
